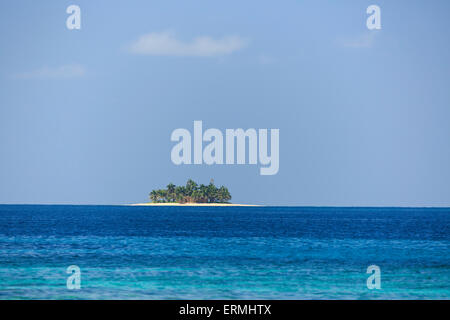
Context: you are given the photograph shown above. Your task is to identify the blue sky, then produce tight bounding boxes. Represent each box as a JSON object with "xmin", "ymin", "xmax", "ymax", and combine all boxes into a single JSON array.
[{"xmin": 1, "ymin": 0, "xmax": 449, "ymax": 206}]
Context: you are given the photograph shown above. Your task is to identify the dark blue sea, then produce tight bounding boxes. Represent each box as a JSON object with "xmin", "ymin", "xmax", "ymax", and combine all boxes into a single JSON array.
[{"xmin": 0, "ymin": 205, "xmax": 449, "ymax": 299}]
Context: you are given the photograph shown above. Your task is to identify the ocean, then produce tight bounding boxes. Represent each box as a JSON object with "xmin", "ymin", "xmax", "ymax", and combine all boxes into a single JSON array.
[{"xmin": 0, "ymin": 205, "xmax": 449, "ymax": 299}]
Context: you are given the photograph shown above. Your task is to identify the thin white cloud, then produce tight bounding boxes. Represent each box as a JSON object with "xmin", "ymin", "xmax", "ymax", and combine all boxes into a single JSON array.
[
  {"xmin": 128, "ymin": 31, "xmax": 246, "ymax": 57},
  {"xmin": 338, "ymin": 32, "xmax": 378, "ymax": 48},
  {"xmin": 14, "ymin": 64, "xmax": 86, "ymax": 79}
]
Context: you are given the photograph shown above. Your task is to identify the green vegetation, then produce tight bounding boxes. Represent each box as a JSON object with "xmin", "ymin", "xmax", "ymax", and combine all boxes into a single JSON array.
[{"xmin": 149, "ymin": 179, "xmax": 232, "ymax": 204}]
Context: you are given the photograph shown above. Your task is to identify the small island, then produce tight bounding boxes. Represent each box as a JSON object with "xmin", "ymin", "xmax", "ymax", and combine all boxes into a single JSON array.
[
  {"xmin": 149, "ymin": 179, "xmax": 231, "ymax": 204},
  {"xmin": 129, "ymin": 179, "xmax": 260, "ymax": 206}
]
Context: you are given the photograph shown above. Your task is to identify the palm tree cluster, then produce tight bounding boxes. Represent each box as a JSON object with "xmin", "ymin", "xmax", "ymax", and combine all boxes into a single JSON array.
[{"xmin": 149, "ymin": 179, "xmax": 232, "ymax": 204}]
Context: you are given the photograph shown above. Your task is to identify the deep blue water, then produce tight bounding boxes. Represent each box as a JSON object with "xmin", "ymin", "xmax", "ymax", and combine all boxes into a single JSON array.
[{"xmin": 0, "ymin": 205, "xmax": 449, "ymax": 299}]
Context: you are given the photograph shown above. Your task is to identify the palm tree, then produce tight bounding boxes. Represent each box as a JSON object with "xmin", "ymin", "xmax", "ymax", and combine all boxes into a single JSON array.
[
  {"xmin": 185, "ymin": 179, "xmax": 198, "ymax": 197},
  {"xmin": 218, "ymin": 186, "xmax": 231, "ymax": 203},
  {"xmin": 199, "ymin": 184, "xmax": 209, "ymax": 203},
  {"xmin": 149, "ymin": 190, "xmax": 158, "ymax": 203},
  {"xmin": 157, "ymin": 189, "xmax": 168, "ymax": 202},
  {"xmin": 207, "ymin": 182, "xmax": 218, "ymax": 203},
  {"xmin": 175, "ymin": 186, "xmax": 186, "ymax": 203},
  {"xmin": 166, "ymin": 183, "xmax": 176, "ymax": 202}
]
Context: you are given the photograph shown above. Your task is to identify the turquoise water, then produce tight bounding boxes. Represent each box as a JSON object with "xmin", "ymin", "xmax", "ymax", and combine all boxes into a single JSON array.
[{"xmin": 0, "ymin": 205, "xmax": 449, "ymax": 299}]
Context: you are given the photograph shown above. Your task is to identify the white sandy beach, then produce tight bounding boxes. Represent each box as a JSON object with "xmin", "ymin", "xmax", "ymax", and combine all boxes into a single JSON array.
[{"xmin": 128, "ymin": 203, "xmax": 261, "ymax": 207}]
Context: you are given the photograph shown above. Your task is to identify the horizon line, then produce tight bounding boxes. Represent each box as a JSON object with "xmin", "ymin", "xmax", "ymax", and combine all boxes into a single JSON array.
[{"xmin": 0, "ymin": 203, "xmax": 449, "ymax": 209}]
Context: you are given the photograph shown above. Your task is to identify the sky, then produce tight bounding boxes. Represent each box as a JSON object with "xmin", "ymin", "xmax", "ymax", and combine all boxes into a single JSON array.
[{"xmin": 0, "ymin": 0, "xmax": 449, "ymax": 206}]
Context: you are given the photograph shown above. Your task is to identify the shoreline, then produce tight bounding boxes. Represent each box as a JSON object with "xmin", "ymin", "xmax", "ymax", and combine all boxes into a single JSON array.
[{"xmin": 128, "ymin": 203, "xmax": 262, "ymax": 207}]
